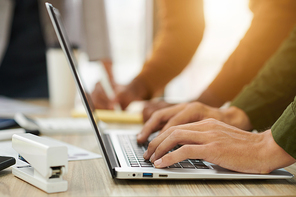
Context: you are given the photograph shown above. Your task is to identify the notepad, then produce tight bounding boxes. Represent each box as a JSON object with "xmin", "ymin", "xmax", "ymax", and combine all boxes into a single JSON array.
[{"xmin": 71, "ymin": 109, "xmax": 143, "ymax": 124}]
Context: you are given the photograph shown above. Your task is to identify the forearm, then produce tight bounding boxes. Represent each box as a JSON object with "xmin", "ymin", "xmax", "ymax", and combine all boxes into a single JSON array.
[
  {"xmin": 134, "ymin": 0, "xmax": 204, "ymax": 99},
  {"xmin": 201, "ymin": 0, "xmax": 296, "ymax": 105}
]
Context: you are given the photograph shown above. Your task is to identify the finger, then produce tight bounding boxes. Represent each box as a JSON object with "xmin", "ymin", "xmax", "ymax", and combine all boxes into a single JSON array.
[
  {"xmin": 187, "ymin": 119, "xmax": 250, "ymax": 138},
  {"xmin": 153, "ymin": 145, "xmax": 207, "ymax": 168},
  {"xmin": 144, "ymin": 127, "xmax": 211, "ymax": 160},
  {"xmin": 161, "ymin": 106, "xmax": 202, "ymax": 132},
  {"xmin": 143, "ymin": 121, "xmax": 213, "ymax": 160},
  {"xmin": 160, "ymin": 102, "xmax": 211, "ymax": 131},
  {"xmin": 158, "ymin": 118, "xmax": 216, "ymax": 134},
  {"xmin": 143, "ymin": 119, "xmax": 244, "ymax": 160},
  {"xmin": 163, "ymin": 118, "xmax": 230, "ymax": 133},
  {"xmin": 142, "ymin": 103, "xmax": 155, "ymax": 123},
  {"xmin": 137, "ymin": 104, "xmax": 187, "ymax": 144},
  {"xmin": 142, "ymin": 102, "xmax": 163, "ymax": 123},
  {"xmin": 115, "ymin": 90, "xmax": 133, "ymax": 110},
  {"xmin": 166, "ymin": 119, "xmax": 252, "ymax": 143},
  {"xmin": 143, "ymin": 101, "xmax": 175, "ymax": 122},
  {"xmin": 143, "ymin": 126, "xmax": 177, "ymax": 160},
  {"xmin": 91, "ymin": 83, "xmax": 113, "ymax": 109},
  {"xmin": 150, "ymin": 129, "xmax": 212, "ymax": 162}
]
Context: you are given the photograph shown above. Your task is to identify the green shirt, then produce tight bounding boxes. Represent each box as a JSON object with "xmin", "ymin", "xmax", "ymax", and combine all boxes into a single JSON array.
[
  {"xmin": 231, "ymin": 26, "xmax": 296, "ymax": 159},
  {"xmin": 271, "ymin": 97, "xmax": 296, "ymax": 159}
]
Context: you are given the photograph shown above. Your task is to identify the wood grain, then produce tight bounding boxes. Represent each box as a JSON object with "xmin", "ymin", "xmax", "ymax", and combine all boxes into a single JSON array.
[
  {"xmin": 0, "ymin": 99, "xmax": 295, "ymax": 196},
  {"xmin": 1, "ymin": 132, "xmax": 295, "ymax": 197}
]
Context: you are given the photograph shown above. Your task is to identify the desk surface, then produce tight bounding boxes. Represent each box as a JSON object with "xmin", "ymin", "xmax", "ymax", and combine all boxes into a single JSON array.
[
  {"xmin": 0, "ymin": 132, "xmax": 295, "ymax": 197},
  {"xmin": 1, "ymin": 100, "xmax": 296, "ymax": 196}
]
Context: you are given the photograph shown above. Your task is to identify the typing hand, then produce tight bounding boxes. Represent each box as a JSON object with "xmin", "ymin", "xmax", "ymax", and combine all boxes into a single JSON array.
[
  {"xmin": 142, "ymin": 100, "xmax": 174, "ymax": 122},
  {"xmin": 137, "ymin": 102, "xmax": 252, "ymax": 144},
  {"xmin": 143, "ymin": 119, "xmax": 296, "ymax": 173}
]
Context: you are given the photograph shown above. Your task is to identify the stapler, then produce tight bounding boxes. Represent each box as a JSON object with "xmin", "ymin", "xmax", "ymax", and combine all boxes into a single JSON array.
[{"xmin": 12, "ymin": 133, "xmax": 68, "ymax": 193}]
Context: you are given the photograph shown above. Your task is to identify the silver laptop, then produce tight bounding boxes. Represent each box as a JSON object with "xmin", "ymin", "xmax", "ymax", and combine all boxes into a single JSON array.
[{"xmin": 46, "ymin": 3, "xmax": 293, "ymax": 180}]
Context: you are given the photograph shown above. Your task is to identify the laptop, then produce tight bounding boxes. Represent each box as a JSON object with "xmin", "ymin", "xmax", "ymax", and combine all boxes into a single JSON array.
[{"xmin": 46, "ymin": 3, "xmax": 293, "ymax": 180}]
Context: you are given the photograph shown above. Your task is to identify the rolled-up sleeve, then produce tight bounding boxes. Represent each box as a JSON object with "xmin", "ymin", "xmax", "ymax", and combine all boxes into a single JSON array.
[
  {"xmin": 271, "ymin": 96, "xmax": 296, "ymax": 159},
  {"xmin": 231, "ymin": 26, "xmax": 296, "ymax": 131}
]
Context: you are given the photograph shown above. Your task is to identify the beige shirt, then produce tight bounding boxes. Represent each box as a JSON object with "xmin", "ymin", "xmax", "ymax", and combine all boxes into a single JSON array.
[
  {"xmin": 0, "ymin": 0, "xmax": 111, "ymax": 64},
  {"xmin": 134, "ymin": 0, "xmax": 296, "ymax": 103}
]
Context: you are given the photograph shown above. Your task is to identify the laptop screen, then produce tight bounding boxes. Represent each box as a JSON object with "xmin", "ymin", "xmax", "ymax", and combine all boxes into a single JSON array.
[{"xmin": 45, "ymin": 3, "xmax": 115, "ymax": 176}]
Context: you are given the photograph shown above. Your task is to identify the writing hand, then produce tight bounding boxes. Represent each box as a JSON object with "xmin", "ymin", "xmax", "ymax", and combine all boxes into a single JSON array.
[{"xmin": 91, "ymin": 82, "xmax": 114, "ymax": 110}]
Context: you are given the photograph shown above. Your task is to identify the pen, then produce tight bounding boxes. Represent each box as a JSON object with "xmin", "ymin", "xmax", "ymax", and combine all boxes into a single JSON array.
[
  {"xmin": 100, "ymin": 64, "xmax": 122, "ymax": 111},
  {"xmin": 0, "ymin": 128, "xmax": 39, "ymax": 141}
]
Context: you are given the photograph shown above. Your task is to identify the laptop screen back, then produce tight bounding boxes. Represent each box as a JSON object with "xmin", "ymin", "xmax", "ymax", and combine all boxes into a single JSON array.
[{"xmin": 45, "ymin": 3, "xmax": 115, "ymax": 176}]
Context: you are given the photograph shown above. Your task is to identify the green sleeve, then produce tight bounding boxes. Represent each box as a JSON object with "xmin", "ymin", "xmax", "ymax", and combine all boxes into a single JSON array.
[
  {"xmin": 230, "ymin": 26, "xmax": 296, "ymax": 131},
  {"xmin": 271, "ymin": 96, "xmax": 296, "ymax": 159}
]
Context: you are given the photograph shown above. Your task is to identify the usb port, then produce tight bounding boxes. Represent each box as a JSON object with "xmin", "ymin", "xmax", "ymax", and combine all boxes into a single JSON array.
[
  {"xmin": 143, "ymin": 173, "xmax": 153, "ymax": 178},
  {"xmin": 159, "ymin": 174, "xmax": 168, "ymax": 178}
]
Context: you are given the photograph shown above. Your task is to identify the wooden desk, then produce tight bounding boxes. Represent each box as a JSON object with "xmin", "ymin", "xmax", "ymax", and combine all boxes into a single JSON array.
[
  {"xmin": 0, "ymin": 130, "xmax": 295, "ymax": 197},
  {"xmin": 0, "ymin": 100, "xmax": 296, "ymax": 196}
]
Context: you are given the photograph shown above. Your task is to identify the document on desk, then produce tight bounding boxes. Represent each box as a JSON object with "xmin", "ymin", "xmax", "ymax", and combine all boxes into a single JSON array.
[
  {"xmin": 0, "ymin": 137, "xmax": 101, "ymax": 163},
  {"xmin": 0, "ymin": 96, "xmax": 47, "ymax": 118},
  {"xmin": 72, "ymin": 100, "xmax": 144, "ymax": 124},
  {"xmin": 42, "ymin": 137, "xmax": 101, "ymax": 161},
  {"xmin": 72, "ymin": 109, "xmax": 143, "ymax": 124}
]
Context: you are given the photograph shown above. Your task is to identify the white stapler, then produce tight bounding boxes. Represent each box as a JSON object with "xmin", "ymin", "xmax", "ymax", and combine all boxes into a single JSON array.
[{"xmin": 12, "ymin": 133, "xmax": 68, "ymax": 193}]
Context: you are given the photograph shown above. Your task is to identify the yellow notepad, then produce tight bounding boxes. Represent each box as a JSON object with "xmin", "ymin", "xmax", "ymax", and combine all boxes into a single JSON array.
[{"xmin": 71, "ymin": 109, "xmax": 143, "ymax": 124}]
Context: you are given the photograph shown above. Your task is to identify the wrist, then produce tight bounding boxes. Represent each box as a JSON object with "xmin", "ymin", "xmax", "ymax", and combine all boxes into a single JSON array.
[
  {"xmin": 197, "ymin": 88, "xmax": 226, "ymax": 107},
  {"xmin": 223, "ymin": 106, "xmax": 253, "ymax": 130},
  {"xmin": 128, "ymin": 77, "xmax": 151, "ymax": 100},
  {"xmin": 260, "ymin": 130, "xmax": 296, "ymax": 173}
]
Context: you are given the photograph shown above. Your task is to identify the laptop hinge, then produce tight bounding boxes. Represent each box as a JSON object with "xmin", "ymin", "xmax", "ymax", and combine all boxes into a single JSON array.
[{"xmin": 103, "ymin": 134, "xmax": 120, "ymax": 178}]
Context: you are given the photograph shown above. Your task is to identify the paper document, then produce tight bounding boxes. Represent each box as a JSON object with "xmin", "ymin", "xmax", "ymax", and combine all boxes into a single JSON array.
[
  {"xmin": 0, "ymin": 137, "xmax": 101, "ymax": 164},
  {"xmin": 0, "ymin": 96, "xmax": 47, "ymax": 118},
  {"xmin": 72, "ymin": 109, "xmax": 143, "ymax": 124},
  {"xmin": 42, "ymin": 137, "xmax": 101, "ymax": 161}
]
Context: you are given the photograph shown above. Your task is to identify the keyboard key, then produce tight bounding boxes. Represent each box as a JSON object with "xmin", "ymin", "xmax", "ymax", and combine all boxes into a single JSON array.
[
  {"xmin": 168, "ymin": 163, "xmax": 182, "ymax": 168},
  {"xmin": 193, "ymin": 162, "xmax": 206, "ymax": 166},
  {"xmin": 180, "ymin": 162, "xmax": 195, "ymax": 168},
  {"xmin": 194, "ymin": 164, "xmax": 209, "ymax": 169},
  {"xmin": 140, "ymin": 161, "xmax": 152, "ymax": 165},
  {"xmin": 135, "ymin": 152, "xmax": 144, "ymax": 156},
  {"xmin": 180, "ymin": 160, "xmax": 190, "ymax": 163},
  {"xmin": 140, "ymin": 164, "xmax": 153, "ymax": 167},
  {"xmin": 189, "ymin": 159, "xmax": 203, "ymax": 164}
]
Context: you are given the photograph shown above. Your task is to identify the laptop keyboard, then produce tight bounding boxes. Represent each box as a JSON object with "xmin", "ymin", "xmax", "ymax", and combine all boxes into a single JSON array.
[{"xmin": 118, "ymin": 135, "xmax": 209, "ymax": 169}]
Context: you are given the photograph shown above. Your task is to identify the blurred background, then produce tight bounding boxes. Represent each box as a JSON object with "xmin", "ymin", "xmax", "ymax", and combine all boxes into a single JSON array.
[{"xmin": 101, "ymin": 0, "xmax": 252, "ymax": 103}]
